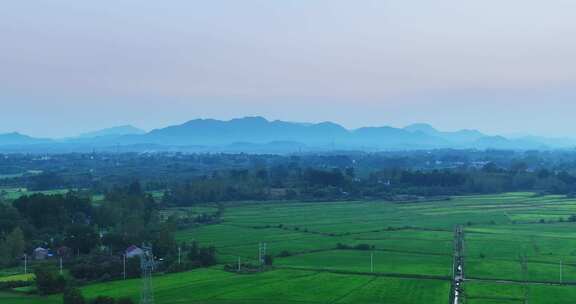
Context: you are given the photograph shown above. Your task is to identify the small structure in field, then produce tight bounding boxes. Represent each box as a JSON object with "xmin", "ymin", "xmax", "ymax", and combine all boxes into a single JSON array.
[{"xmin": 33, "ymin": 247, "xmax": 49, "ymax": 260}]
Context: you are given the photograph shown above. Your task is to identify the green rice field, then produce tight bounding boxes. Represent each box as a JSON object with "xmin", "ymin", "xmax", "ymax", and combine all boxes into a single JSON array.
[{"xmin": 4, "ymin": 192, "xmax": 576, "ymax": 303}]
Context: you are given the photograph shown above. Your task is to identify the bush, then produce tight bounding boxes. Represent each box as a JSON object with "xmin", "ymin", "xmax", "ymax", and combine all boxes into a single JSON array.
[
  {"xmin": 116, "ymin": 299, "xmax": 135, "ymax": 304},
  {"xmin": 35, "ymin": 267, "xmax": 67, "ymax": 295},
  {"xmin": 91, "ymin": 296, "xmax": 115, "ymax": 304},
  {"xmin": 277, "ymin": 250, "xmax": 292, "ymax": 257},
  {"xmin": 0, "ymin": 280, "xmax": 32, "ymax": 290},
  {"xmin": 354, "ymin": 244, "xmax": 373, "ymax": 251},
  {"xmin": 63, "ymin": 287, "xmax": 85, "ymax": 304},
  {"xmin": 70, "ymin": 255, "xmax": 139, "ymax": 282},
  {"xmin": 165, "ymin": 261, "xmax": 196, "ymax": 274},
  {"xmin": 336, "ymin": 243, "xmax": 373, "ymax": 251}
]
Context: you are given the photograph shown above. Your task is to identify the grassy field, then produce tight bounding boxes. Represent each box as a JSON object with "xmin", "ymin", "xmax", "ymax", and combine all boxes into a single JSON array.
[
  {"xmin": 0, "ymin": 274, "xmax": 34, "ymax": 282},
  {"xmin": 0, "ymin": 188, "xmax": 71, "ymax": 201},
  {"xmin": 1, "ymin": 268, "xmax": 450, "ymax": 304},
  {"xmin": 5, "ymin": 192, "xmax": 576, "ymax": 303}
]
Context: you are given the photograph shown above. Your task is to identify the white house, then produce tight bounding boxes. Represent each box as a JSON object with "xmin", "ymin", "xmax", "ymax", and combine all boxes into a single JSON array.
[{"xmin": 125, "ymin": 245, "xmax": 144, "ymax": 258}]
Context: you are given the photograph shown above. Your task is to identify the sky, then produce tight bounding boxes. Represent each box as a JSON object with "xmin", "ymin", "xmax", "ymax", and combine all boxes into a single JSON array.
[{"xmin": 2, "ymin": 0, "xmax": 576, "ymax": 138}]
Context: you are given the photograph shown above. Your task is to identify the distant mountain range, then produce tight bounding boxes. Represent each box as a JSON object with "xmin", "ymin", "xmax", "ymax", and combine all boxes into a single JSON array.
[
  {"xmin": 0, "ymin": 132, "xmax": 52, "ymax": 146},
  {"xmin": 78, "ymin": 125, "xmax": 145, "ymax": 139},
  {"xmin": 0, "ymin": 117, "xmax": 574, "ymax": 153}
]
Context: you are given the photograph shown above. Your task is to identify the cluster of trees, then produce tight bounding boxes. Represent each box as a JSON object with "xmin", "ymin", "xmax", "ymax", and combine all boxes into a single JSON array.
[
  {"xmin": 0, "ymin": 186, "xmax": 157, "ymax": 264},
  {"xmin": 158, "ymin": 163, "xmax": 576, "ymax": 204},
  {"xmin": 0, "ymin": 181, "xmax": 220, "ymax": 283},
  {"xmin": 69, "ymin": 255, "xmax": 140, "ymax": 282},
  {"xmin": 34, "ymin": 266, "xmax": 136, "ymax": 304},
  {"xmin": 0, "ymin": 227, "xmax": 24, "ymax": 267},
  {"xmin": 163, "ymin": 177, "xmax": 267, "ymax": 206},
  {"xmin": 5, "ymin": 151, "xmax": 576, "ymax": 205},
  {"xmin": 165, "ymin": 241, "xmax": 217, "ymax": 273}
]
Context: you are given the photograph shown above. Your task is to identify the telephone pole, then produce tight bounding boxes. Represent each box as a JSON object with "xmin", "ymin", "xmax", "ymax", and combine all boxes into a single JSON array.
[
  {"xmin": 59, "ymin": 257, "xmax": 63, "ymax": 275},
  {"xmin": 24, "ymin": 254, "xmax": 27, "ymax": 275},
  {"xmin": 123, "ymin": 254, "xmax": 127, "ymax": 280}
]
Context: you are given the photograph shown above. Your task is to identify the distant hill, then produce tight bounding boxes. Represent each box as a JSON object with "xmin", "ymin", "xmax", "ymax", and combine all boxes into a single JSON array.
[
  {"xmin": 0, "ymin": 132, "xmax": 52, "ymax": 146},
  {"xmin": 1, "ymin": 117, "xmax": 575, "ymax": 152},
  {"xmin": 130, "ymin": 117, "xmax": 350, "ymax": 146},
  {"xmin": 404, "ymin": 123, "xmax": 485, "ymax": 144},
  {"xmin": 78, "ymin": 125, "xmax": 145, "ymax": 138}
]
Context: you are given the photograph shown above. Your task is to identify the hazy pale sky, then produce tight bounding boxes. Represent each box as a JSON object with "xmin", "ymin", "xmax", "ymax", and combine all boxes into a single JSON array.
[{"xmin": 2, "ymin": 0, "xmax": 576, "ymax": 137}]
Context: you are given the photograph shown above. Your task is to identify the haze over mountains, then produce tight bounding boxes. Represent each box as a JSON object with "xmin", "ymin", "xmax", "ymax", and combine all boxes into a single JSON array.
[{"xmin": 0, "ymin": 117, "xmax": 574, "ymax": 153}]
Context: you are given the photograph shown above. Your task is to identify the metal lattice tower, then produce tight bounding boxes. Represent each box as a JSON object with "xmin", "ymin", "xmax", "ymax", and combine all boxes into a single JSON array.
[
  {"xmin": 258, "ymin": 242, "xmax": 267, "ymax": 266},
  {"xmin": 140, "ymin": 245, "xmax": 155, "ymax": 304}
]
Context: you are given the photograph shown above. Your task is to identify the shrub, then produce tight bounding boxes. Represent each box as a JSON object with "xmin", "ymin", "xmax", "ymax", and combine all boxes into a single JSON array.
[
  {"xmin": 35, "ymin": 267, "xmax": 67, "ymax": 295},
  {"xmin": 91, "ymin": 296, "xmax": 115, "ymax": 304},
  {"xmin": 354, "ymin": 244, "xmax": 373, "ymax": 251},
  {"xmin": 277, "ymin": 250, "xmax": 292, "ymax": 257},
  {"xmin": 0, "ymin": 280, "xmax": 32, "ymax": 290},
  {"xmin": 63, "ymin": 287, "xmax": 85, "ymax": 304},
  {"xmin": 116, "ymin": 298, "xmax": 135, "ymax": 304}
]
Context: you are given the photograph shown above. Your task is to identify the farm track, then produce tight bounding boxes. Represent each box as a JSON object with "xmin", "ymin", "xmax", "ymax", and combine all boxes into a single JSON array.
[
  {"xmin": 219, "ymin": 244, "xmax": 451, "ymax": 261},
  {"xmin": 276, "ymin": 266, "xmax": 451, "ymax": 281},
  {"xmin": 465, "ymin": 277, "xmax": 576, "ymax": 286},
  {"xmin": 226, "ymin": 222, "xmax": 452, "ymax": 237},
  {"xmin": 327, "ymin": 276, "xmax": 377, "ymax": 304},
  {"xmin": 465, "ymin": 296, "xmax": 524, "ymax": 302}
]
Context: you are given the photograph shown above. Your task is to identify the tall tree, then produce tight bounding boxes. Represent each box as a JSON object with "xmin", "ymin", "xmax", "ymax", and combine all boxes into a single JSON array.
[{"xmin": 4, "ymin": 227, "xmax": 25, "ymax": 260}]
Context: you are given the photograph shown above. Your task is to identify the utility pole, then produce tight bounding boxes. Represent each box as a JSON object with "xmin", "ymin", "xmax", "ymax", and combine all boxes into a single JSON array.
[
  {"xmin": 237, "ymin": 256, "xmax": 241, "ymax": 272},
  {"xmin": 59, "ymin": 257, "xmax": 63, "ymax": 275},
  {"xmin": 24, "ymin": 254, "xmax": 27, "ymax": 275},
  {"xmin": 178, "ymin": 247, "xmax": 181, "ymax": 265},
  {"xmin": 123, "ymin": 254, "xmax": 127, "ymax": 280}
]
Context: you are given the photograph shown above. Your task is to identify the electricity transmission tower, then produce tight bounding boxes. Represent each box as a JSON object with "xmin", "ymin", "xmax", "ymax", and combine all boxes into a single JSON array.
[
  {"xmin": 259, "ymin": 242, "xmax": 267, "ymax": 266},
  {"xmin": 140, "ymin": 246, "xmax": 155, "ymax": 304}
]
